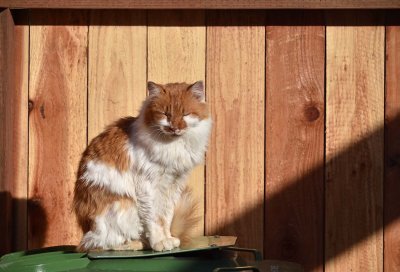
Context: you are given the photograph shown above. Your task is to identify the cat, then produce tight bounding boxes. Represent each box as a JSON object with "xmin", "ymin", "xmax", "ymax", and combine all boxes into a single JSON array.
[{"xmin": 73, "ymin": 81, "xmax": 212, "ymax": 252}]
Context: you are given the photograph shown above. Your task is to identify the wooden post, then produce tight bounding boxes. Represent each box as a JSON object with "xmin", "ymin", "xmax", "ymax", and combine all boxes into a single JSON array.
[
  {"xmin": 206, "ymin": 10, "xmax": 265, "ymax": 253},
  {"xmin": 28, "ymin": 10, "xmax": 87, "ymax": 248},
  {"xmin": 265, "ymin": 11, "xmax": 325, "ymax": 271},
  {"xmin": 0, "ymin": 8, "xmax": 28, "ymax": 255},
  {"xmin": 384, "ymin": 11, "xmax": 400, "ymax": 272},
  {"xmin": 325, "ymin": 11, "xmax": 384, "ymax": 272}
]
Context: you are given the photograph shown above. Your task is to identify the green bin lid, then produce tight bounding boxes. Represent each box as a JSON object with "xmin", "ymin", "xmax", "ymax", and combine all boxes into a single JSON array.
[
  {"xmin": 0, "ymin": 246, "xmax": 89, "ymax": 272},
  {"xmin": 0, "ymin": 236, "xmax": 241, "ymax": 272}
]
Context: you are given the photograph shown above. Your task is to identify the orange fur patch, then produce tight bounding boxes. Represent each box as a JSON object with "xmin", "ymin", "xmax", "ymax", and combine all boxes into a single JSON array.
[
  {"xmin": 73, "ymin": 178, "xmax": 135, "ymax": 233},
  {"xmin": 82, "ymin": 117, "xmax": 135, "ymax": 172},
  {"xmin": 144, "ymin": 82, "xmax": 209, "ymax": 129}
]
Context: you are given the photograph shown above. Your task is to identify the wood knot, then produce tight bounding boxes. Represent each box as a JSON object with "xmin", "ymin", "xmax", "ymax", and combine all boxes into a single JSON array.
[
  {"xmin": 28, "ymin": 100, "xmax": 34, "ymax": 114},
  {"xmin": 304, "ymin": 105, "xmax": 320, "ymax": 122},
  {"xmin": 40, "ymin": 104, "xmax": 46, "ymax": 119}
]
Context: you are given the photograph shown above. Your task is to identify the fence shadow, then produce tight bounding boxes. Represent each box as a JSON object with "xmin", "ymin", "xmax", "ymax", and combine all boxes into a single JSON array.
[
  {"xmin": 0, "ymin": 192, "xmax": 48, "ymax": 256},
  {"xmin": 210, "ymin": 113, "xmax": 400, "ymax": 271}
]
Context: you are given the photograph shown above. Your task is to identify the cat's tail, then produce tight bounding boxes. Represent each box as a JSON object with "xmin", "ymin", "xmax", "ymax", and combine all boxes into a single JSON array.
[{"xmin": 171, "ymin": 187, "xmax": 201, "ymax": 247}]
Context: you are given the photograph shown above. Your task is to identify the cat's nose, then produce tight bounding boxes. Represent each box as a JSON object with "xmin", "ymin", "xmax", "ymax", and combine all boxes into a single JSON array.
[
  {"xmin": 167, "ymin": 126, "xmax": 178, "ymax": 132},
  {"xmin": 170, "ymin": 127, "xmax": 182, "ymax": 135}
]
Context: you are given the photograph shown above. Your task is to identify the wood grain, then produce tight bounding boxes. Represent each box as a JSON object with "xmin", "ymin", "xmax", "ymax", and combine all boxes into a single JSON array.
[
  {"xmin": 11, "ymin": 10, "xmax": 29, "ymax": 252},
  {"xmin": 148, "ymin": 10, "xmax": 206, "ymax": 236},
  {"xmin": 325, "ymin": 11, "xmax": 384, "ymax": 272},
  {"xmin": 0, "ymin": 9, "xmax": 28, "ymax": 255},
  {"xmin": 88, "ymin": 10, "xmax": 146, "ymax": 140},
  {"xmin": 0, "ymin": 8, "xmax": 15, "ymax": 256},
  {"xmin": 265, "ymin": 11, "xmax": 324, "ymax": 271},
  {"xmin": 29, "ymin": 10, "xmax": 88, "ymax": 248},
  {"xmin": 1, "ymin": 0, "xmax": 400, "ymax": 9},
  {"xmin": 205, "ymin": 11, "xmax": 265, "ymax": 253},
  {"xmin": 384, "ymin": 11, "xmax": 400, "ymax": 272}
]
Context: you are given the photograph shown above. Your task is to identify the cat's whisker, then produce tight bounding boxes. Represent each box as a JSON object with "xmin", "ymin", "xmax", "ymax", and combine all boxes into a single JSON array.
[{"xmin": 148, "ymin": 125, "xmax": 168, "ymax": 140}]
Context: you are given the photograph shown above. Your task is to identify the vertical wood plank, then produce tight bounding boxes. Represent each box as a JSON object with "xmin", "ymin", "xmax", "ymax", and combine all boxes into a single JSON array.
[
  {"xmin": 0, "ymin": 9, "xmax": 28, "ymax": 255},
  {"xmin": 384, "ymin": 11, "xmax": 400, "ymax": 272},
  {"xmin": 29, "ymin": 10, "xmax": 88, "ymax": 248},
  {"xmin": 11, "ymin": 10, "xmax": 29, "ymax": 252},
  {"xmin": 148, "ymin": 10, "xmax": 206, "ymax": 235},
  {"xmin": 0, "ymin": 8, "xmax": 16, "ymax": 256},
  {"xmin": 325, "ymin": 11, "xmax": 384, "ymax": 272},
  {"xmin": 265, "ymin": 11, "xmax": 324, "ymax": 271},
  {"xmin": 88, "ymin": 10, "xmax": 147, "ymax": 140},
  {"xmin": 206, "ymin": 11, "xmax": 265, "ymax": 252}
]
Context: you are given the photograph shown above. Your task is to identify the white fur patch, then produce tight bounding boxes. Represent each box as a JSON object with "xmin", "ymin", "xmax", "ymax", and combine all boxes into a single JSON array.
[
  {"xmin": 158, "ymin": 117, "xmax": 169, "ymax": 127},
  {"xmin": 79, "ymin": 201, "xmax": 142, "ymax": 250},
  {"xmin": 133, "ymin": 117, "xmax": 212, "ymax": 174},
  {"xmin": 183, "ymin": 115, "xmax": 200, "ymax": 127},
  {"xmin": 82, "ymin": 160, "xmax": 136, "ymax": 197}
]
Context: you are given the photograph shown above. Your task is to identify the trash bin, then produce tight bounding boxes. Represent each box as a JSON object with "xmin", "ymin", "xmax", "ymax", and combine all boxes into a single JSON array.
[{"xmin": 0, "ymin": 236, "xmax": 303, "ymax": 272}]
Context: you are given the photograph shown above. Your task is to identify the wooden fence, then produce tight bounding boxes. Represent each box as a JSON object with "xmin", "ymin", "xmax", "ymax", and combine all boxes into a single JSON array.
[{"xmin": 1, "ymin": 8, "xmax": 399, "ymax": 272}]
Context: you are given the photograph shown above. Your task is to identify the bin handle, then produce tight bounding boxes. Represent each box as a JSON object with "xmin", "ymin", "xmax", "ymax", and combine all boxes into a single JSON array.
[
  {"xmin": 213, "ymin": 266, "xmax": 260, "ymax": 272},
  {"xmin": 222, "ymin": 247, "xmax": 263, "ymax": 262}
]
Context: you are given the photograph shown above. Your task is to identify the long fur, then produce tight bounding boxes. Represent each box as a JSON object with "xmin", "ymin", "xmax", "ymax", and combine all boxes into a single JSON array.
[
  {"xmin": 170, "ymin": 188, "xmax": 201, "ymax": 247},
  {"xmin": 100, "ymin": 188, "xmax": 200, "ymax": 252},
  {"xmin": 73, "ymin": 81, "xmax": 211, "ymax": 252}
]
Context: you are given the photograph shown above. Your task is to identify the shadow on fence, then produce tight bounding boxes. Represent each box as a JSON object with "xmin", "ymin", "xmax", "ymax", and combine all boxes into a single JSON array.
[
  {"xmin": 211, "ymin": 113, "xmax": 400, "ymax": 270},
  {"xmin": 0, "ymin": 192, "xmax": 48, "ymax": 256}
]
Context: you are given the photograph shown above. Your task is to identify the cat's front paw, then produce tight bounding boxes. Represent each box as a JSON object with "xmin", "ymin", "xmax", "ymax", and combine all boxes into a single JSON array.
[
  {"xmin": 151, "ymin": 237, "xmax": 180, "ymax": 252},
  {"xmin": 170, "ymin": 237, "xmax": 180, "ymax": 248}
]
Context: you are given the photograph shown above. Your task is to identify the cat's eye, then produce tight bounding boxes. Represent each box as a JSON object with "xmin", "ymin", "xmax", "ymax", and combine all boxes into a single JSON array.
[{"xmin": 183, "ymin": 113, "xmax": 191, "ymax": 116}]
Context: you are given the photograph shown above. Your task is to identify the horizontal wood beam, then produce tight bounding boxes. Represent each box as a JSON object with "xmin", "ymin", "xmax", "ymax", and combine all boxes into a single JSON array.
[{"xmin": 1, "ymin": 0, "xmax": 400, "ymax": 9}]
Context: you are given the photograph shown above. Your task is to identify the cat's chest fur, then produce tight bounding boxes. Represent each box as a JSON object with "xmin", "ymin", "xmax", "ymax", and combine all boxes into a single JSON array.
[{"xmin": 129, "ymin": 118, "xmax": 211, "ymax": 181}]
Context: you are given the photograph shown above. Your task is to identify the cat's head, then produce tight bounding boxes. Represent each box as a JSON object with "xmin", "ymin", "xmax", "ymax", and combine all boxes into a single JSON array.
[{"xmin": 142, "ymin": 81, "xmax": 209, "ymax": 137}]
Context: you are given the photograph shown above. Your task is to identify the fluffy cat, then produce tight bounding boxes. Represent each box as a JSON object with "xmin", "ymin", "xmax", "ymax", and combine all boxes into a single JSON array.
[{"xmin": 73, "ymin": 81, "xmax": 211, "ymax": 252}]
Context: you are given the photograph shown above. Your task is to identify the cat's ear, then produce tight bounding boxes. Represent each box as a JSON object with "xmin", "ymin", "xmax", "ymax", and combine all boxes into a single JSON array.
[
  {"xmin": 147, "ymin": 81, "xmax": 162, "ymax": 96},
  {"xmin": 188, "ymin": 81, "xmax": 205, "ymax": 102}
]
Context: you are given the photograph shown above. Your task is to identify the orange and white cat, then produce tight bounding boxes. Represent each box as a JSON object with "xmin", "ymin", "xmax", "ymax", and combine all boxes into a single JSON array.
[{"xmin": 73, "ymin": 81, "xmax": 211, "ymax": 252}]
